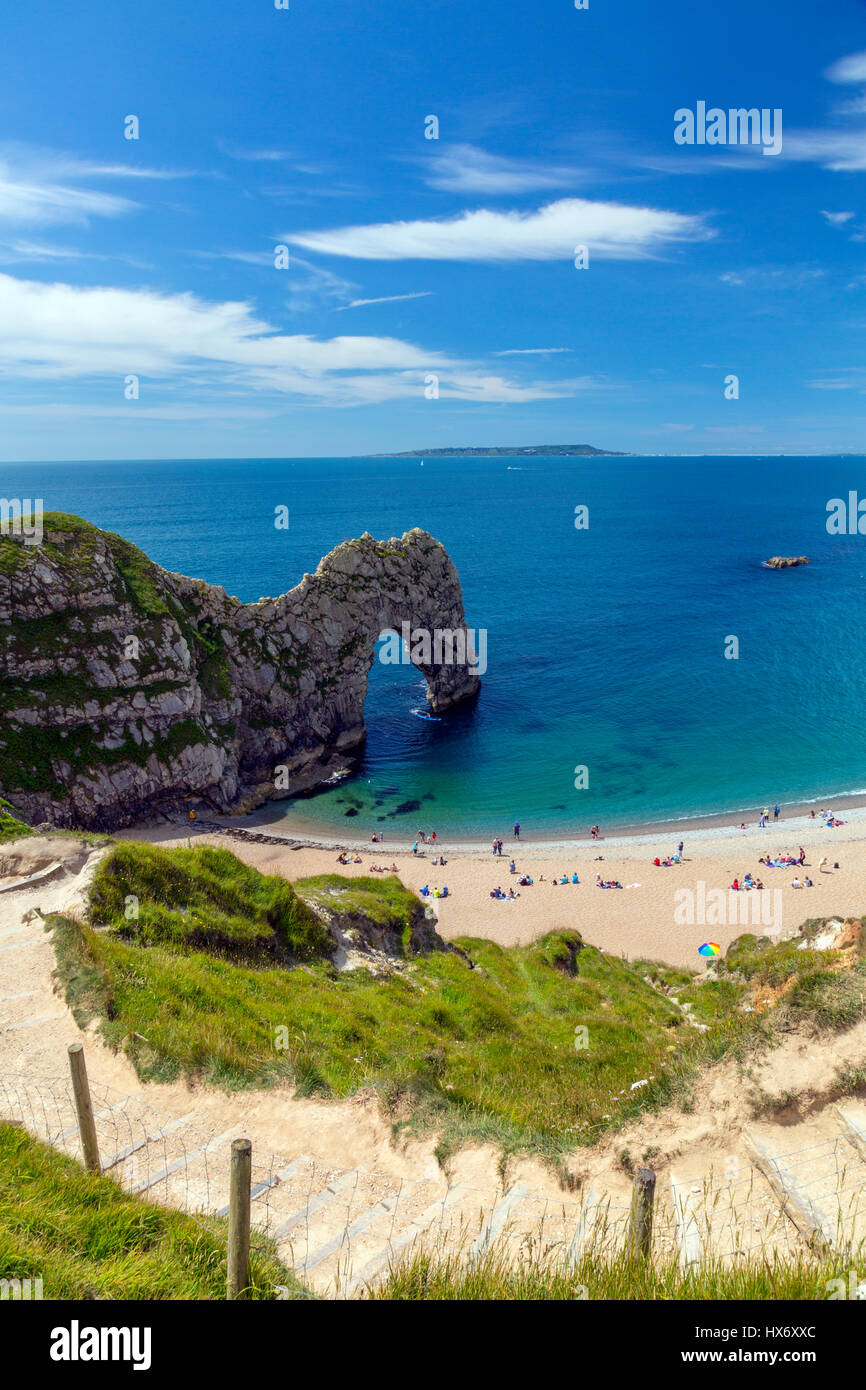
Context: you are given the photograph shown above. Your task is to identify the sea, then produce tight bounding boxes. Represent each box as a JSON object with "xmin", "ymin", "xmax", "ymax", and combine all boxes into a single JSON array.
[{"xmin": 4, "ymin": 453, "xmax": 866, "ymax": 838}]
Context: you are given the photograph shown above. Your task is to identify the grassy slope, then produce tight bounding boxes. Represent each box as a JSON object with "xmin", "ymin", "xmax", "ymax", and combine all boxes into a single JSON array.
[
  {"xmin": 51, "ymin": 842, "xmax": 760, "ymax": 1162},
  {"xmin": 0, "ymin": 1123, "xmax": 306, "ymax": 1300},
  {"xmin": 88, "ymin": 841, "xmax": 331, "ymax": 962}
]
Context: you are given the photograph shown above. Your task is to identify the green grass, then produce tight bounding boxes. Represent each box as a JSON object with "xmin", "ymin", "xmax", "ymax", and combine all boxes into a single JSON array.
[
  {"xmin": 715, "ymin": 922, "xmax": 866, "ymax": 1030},
  {"xmin": 88, "ymin": 841, "xmax": 330, "ymax": 963},
  {"xmin": 0, "ymin": 799, "xmax": 33, "ymax": 845},
  {"xmin": 367, "ymin": 1246, "xmax": 865, "ymax": 1301},
  {"xmin": 0, "ymin": 1122, "xmax": 308, "ymax": 1300},
  {"xmin": 49, "ymin": 841, "xmax": 759, "ymax": 1160}
]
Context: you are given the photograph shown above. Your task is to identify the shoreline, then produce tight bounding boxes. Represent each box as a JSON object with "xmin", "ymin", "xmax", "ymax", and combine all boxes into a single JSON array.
[{"xmin": 218, "ymin": 788, "xmax": 866, "ymax": 857}]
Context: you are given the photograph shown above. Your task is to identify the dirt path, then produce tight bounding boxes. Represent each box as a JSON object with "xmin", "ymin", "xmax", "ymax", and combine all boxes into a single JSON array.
[{"xmin": 2, "ymin": 835, "xmax": 865, "ymax": 1294}]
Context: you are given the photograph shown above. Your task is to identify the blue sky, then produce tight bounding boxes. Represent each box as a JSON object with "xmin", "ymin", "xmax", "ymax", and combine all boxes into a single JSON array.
[{"xmin": 1, "ymin": 0, "xmax": 866, "ymax": 458}]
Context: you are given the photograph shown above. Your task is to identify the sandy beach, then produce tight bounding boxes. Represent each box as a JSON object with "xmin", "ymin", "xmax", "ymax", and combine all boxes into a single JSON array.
[{"xmin": 120, "ymin": 803, "xmax": 866, "ymax": 969}]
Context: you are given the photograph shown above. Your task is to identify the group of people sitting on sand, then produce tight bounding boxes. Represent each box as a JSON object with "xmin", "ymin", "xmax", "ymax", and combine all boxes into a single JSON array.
[
  {"xmin": 730, "ymin": 873, "xmax": 765, "ymax": 892},
  {"xmin": 596, "ymin": 874, "xmax": 623, "ymax": 889},
  {"xmin": 336, "ymin": 851, "xmax": 362, "ymax": 865},
  {"xmin": 552, "ymin": 873, "xmax": 580, "ymax": 885},
  {"xmin": 420, "ymin": 884, "xmax": 449, "ymax": 898},
  {"xmin": 490, "ymin": 885, "xmax": 520, "ymax": 900},
  {"xmin": 368, "ymin": 862, "xmax": 399, "ymax": 874},
  {"xmin": 758, "ymin": 849, "xmax": 805, "ymax": 868},
  {"xmin": 652, "ymin": 854, "xmax": 682, "ymax": 867}
]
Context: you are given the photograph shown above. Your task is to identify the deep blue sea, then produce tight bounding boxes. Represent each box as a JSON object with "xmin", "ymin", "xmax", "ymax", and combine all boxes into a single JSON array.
[{"xmin": 4, "ymin": 454, "xmax": 866, "ymax": 837}]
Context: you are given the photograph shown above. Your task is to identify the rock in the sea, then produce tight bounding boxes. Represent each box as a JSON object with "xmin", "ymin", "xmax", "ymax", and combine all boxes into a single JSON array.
[
  {"xmin": 0, "ymin": 514, "xmax": 481, "ymax": 829},
  {"xmin": 765, "ymin": 555, "xmax": 809, "ymax": 568}
]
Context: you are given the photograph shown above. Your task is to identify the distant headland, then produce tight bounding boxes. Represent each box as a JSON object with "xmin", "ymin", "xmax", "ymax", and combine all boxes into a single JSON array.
[{"xmin": 368, "ymin": 444, "xmax": 628, "ymax": 458}]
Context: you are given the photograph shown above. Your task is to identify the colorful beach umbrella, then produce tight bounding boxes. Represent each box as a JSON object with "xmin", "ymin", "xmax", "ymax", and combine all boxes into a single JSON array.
[{"xmin": 698, "ymin": 942, "xmax": 721, "ymax": 957}]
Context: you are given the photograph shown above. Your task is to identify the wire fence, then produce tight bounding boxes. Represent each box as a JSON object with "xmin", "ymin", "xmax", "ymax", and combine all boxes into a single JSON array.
[{"xmin": 2, "ymin": 1069, "xmax": 866, "ymax": 1297}]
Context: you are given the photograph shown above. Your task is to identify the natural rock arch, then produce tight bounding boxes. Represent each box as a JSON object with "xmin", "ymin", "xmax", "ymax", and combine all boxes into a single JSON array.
[{"xmin": 0, "ymin": 517, "xmax": 481, "ymax": 828}]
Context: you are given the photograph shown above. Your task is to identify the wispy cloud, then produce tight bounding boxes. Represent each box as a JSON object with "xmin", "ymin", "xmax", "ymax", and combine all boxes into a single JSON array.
[
  {"xmin": 290, "ymin": 197, "xmax": 710, "ymax": 263},
  {"xmin": 0, "ymin": 271, "xmax": 592, "ymax": 406},
  {"xmin": 493, "ymin": 347, "xmax": 570, "ymax": 356},
  {"xmin": 821, "ymin": 210, "xmax": 855, "ymax": 226},
  {"xmin": 423, "ymin": 144, "xmax": 585, "ymax": 194},
  {"xmin": 336, "ymin": 291, "xmax": 434, "ymax": 310},
  {"xmin": 0, "ymin": 144, "xmax": 200, "ymax": 228},
  {"xmin": 824, "ymin": 51, "xmax": 866, "ymax": 83}
]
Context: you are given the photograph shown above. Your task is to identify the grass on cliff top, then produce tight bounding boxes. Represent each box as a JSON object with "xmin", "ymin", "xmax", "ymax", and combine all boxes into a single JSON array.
[
  {"xmin": 89, "ymin": 841, "xmax": 331, "ymax": 963},
  {"xmin": 49, "ymin": 842, "xmax": 761, "ymax": 1162},
  {"xmin": 714, "ymin": 924, "xmax": 866, "ymax": 1031},
  {"xmin": 0, "ymin": 1122, "xmax": 306, "ymax": 1301},
  {"xmin": 294, "ymin": 873, "xmax": 420, "ymax": 931}
]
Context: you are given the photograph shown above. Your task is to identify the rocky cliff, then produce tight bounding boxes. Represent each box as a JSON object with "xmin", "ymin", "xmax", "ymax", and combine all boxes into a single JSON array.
[{"xmin": 0, "ymin": 514, "xmax": 480, "ymax": 829}]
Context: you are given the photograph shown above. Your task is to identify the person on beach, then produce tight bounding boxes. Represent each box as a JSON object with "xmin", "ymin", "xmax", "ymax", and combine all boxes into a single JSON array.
[
  {"xmin": 798, "ymin": 847, "xmax": 805, "ymax": 864},
  {"xmin": 412, "ymin": 841, "xmax": 419, "ymax": 856},
  {"xmin": 774, "ymin": 805, "xmax": 780, "ymax": 820},
  {"xmin": 509, "ymin": 859, "xmax": 517, "ymax": 874},
  {"xmin": 513, "ymin": 822, "xmax": 521, "ymax": 840},
  {"xmin": 590, "ymin": 825, "xmax": 599, "ymax": 840},
  {"xmin": 818, "ymin": 856, "xmax": 829, "ymax": 873},
  {"xmin": 678, "ymin": 841, "xmax": 684, "ymax": 858},
  {"xmin": 759, "ymin": 812, "xmax": 767, "ymax": 828},
  {"xmin": 430, "ymin": 831, "xmax": 437, "ymax": 845}
]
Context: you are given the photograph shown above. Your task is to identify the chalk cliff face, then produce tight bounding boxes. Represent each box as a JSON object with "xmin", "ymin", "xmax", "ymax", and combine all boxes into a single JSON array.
[{"xmin": 0, "ymin": 515, "xmax": 480, "ymax": 829}]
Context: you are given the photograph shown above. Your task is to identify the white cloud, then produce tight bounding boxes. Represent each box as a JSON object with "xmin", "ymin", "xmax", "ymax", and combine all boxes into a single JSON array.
[
  {"xmin": 336, "ymin": 291, "xmax": 434, "ymax": 310},
  {"xmin": 493, "ymin": 347, "xmax": 570, "ymax": 356},
  {"xmin": 783, "ymin": 129, "xmax": 866, "ymax": 171},
  {"xmin": 825, "ymin": 51, "xmax": 866, "ymax": 83},
  {"xmin": 0, "ymin": 271, "xmax": 589, "ymax": 406},
  {"xmin": 423, "ymin": 145, "xmax": 585, "ymax": 194},
  {"xmin": 0, "ymin": 167, "xmax": 135, "ymax": 225},
  {"xmin": 0, "ymin": 145, "xmax": 199, "ymax": 228},
  {"xmin": 290, "ymin": 197, "xmax": 710, "ymax": 263},
  {"xmin": 821, "ymin": 210, "xmax": 855, "ymax": 226}
]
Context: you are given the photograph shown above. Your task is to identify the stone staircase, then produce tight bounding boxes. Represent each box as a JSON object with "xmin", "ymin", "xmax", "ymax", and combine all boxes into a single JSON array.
[{"xmin": 3, "ymin": 1076, "xmax": 866, "ymax": 1297}]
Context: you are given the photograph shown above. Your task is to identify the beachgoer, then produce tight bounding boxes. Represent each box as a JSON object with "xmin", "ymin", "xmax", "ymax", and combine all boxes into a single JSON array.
[
  {"xmin": 509, "ymin": 859, "xmax": 517, "ymax": 874},
  {"xmin": 818, "ymin": 856, "xmax": 828, "ymax": 873},
  {"xmin": 412, "ymin": 842, "xmax": 419, "ymax": 856},
  {"xmin": 774, "ymin": 805, "xmax": 780, "ymax": 820},
  {"xmin": 431, "ymin": 831, "xmax": 437, "ymax": 844},
  {"xmin": 678, "ymin": 841, "xmax": 684, "ymax": 857},
  {"xmin": 792, "ymin": 877, "xmax": 803, "ymax": 889},
  {"xmin": 513, "ymin": 822, "xmax": 521, "ymax": 839},
  {"xmin": 804, "ymin": 877, "xmax": 812, "ymax": 887}
]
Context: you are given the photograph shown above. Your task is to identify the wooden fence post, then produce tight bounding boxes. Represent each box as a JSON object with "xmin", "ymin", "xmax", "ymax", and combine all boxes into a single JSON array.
[
  {"xmin": 67, "ymin": 1043, "xmax": 100, "ymax": 1172},
  {"xmin": 628, "ymin": 1166, "xmax": 656, "ymax": 1259},
  {"xmin": 227, "ymin": 1138, "xmax": 252, "ymax": 1300}
]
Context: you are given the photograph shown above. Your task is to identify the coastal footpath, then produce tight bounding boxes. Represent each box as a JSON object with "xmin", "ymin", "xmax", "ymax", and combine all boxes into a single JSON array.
[{"xmin": 0, "ymin": 514, "xmax": 480, "ymax": 829}]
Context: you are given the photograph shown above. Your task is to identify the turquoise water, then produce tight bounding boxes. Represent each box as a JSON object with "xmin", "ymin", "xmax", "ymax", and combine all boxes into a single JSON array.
[{"xmin": 5, "ymin": 454, "xmax": 866, "ymax": 835}]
